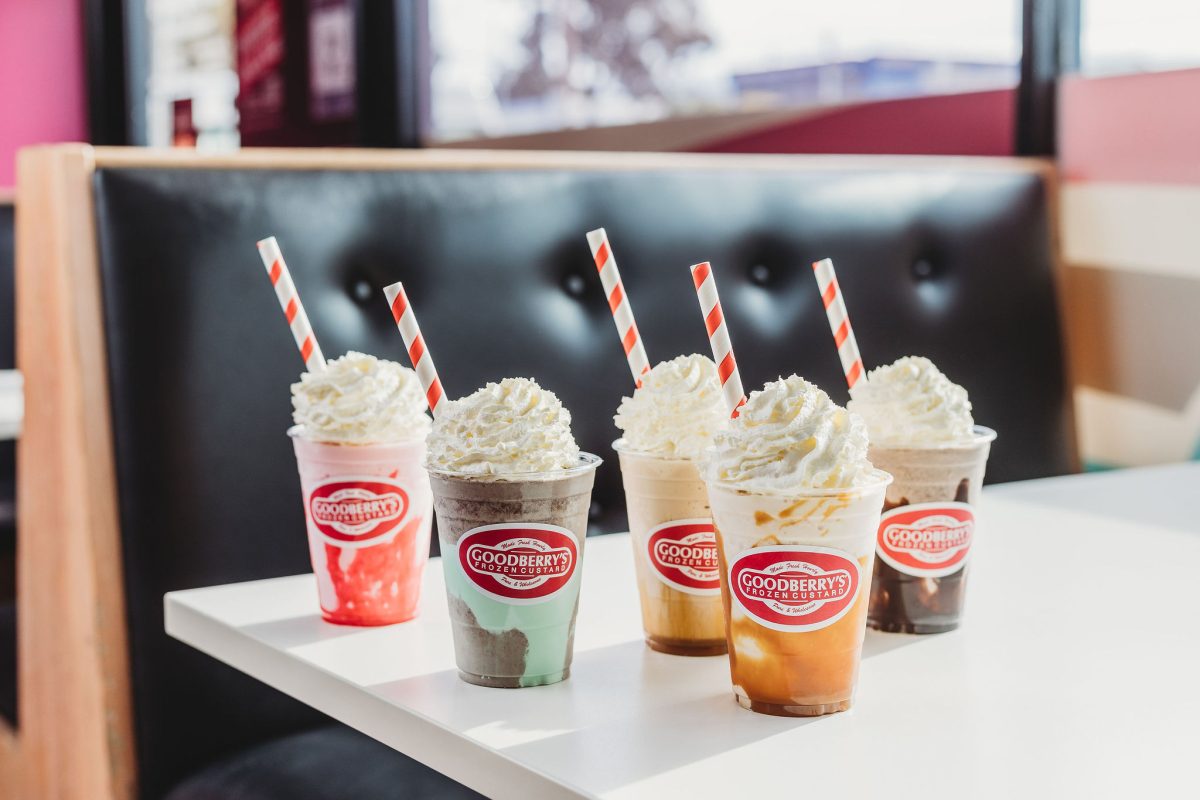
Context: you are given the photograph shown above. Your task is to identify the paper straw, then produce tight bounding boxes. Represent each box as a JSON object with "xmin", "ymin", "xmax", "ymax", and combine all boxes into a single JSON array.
[
  {"xmin": 586, "ymin": 228, "xmax": 651, "ymax": 387},
  {"xmin": 256, "ymin": 236, "xmax": 326, "ymax": 371},
  {"xmin": 811, "ymin": 258, "xmax": 866, "ymax": 392},
  {"xmin": 383, "ymin": 282, "xmax": 445, "ymax": 416},
  {"xmin": 690, "ymin": 262, "xmax": 746, "ymax": 418}
]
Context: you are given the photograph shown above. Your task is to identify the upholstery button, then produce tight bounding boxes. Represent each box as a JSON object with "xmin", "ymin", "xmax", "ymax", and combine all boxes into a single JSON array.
[
  {"xmin": 563, "ymin": 273, "xmax": 587, "ymax": 297},
  {"xmin": 749, "ymin": 264, "xmax": 771, "ymax": 286},
  {"xmin": 350, "ymin": 278, "xmax": 373, "ymax": 303},
  {"xmin": 911, "ymin": 259, "xmax": 936, "ymax": 280},
  {"xmin": 589, "ymin": 501, "xmax": 602, "ymax": 520}
]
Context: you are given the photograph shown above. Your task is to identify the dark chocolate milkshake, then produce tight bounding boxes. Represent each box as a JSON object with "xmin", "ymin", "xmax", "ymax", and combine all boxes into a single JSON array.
[{"xmin": 849, "ymin": 357, "xmax": 995, "ymax": 634}]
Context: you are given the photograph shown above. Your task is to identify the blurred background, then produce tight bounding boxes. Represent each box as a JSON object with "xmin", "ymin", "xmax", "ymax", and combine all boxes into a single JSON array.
[{"xmin": 1, "ymin": 2, "xmax": 1198, "ymax": 798}]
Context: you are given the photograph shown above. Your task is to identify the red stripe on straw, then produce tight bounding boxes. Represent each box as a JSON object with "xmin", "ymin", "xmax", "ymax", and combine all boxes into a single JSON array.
[
  {"xmin": 622, "ymin": 324, "xmax": 638, "ymax": 355},
  {"xmin": 408, "ymin": 336, "xmax": 426, "ymax": 367},
  {"xmin": 691, "ymin": 261, "xmax": 711, "ymax": 289},
  {"xmin": 717, "ymin": 351, "xmax": 736, "ymax": 384},
  {"xmin": 269, "ymin": 260, "xmax": 282, "ymax": 286},
  {"xmin": 426, "ymin": 379, "xmax": 444, "ymax": 412},
  {"xmin": 846, "ymin": 360, "xmax": 863, "ymax": 389},
  {"xmin": 821, "ymin": 279, "xmax": 838, "ymax": 309},
  {"xmin": 593, "ymin": 241, "xmax": 610, "ymax": 271},
  {"xmin": 284, "ymin": 297, "xmax": 298, "ymax": 324},
  {"xmin": 607, "ymin": 283, "xmax": 623, "ymax": 314},
  {"xmin": 300, "ymin": 337, "xmax": 314, "ymax": 363},
  {"xmin": 704, "ymin": 303, "xmax": 723, "ymax": 336},
  {"xmin": 833, "ymin": 319, "xmax": 849, "ymax": 348},
  {"xmin": 390, "ymin": 290, "xmax": 407, "ymax": 323}
]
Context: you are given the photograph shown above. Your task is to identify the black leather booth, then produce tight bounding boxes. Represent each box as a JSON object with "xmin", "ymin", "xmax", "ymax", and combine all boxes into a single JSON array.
[
  {"xmin": 82, "ymin": 152, "xmax": 1073, "ymax": 798},
  {"xmin": 0, "ymin": 198, "xmax": 15, "ymax": 729}
]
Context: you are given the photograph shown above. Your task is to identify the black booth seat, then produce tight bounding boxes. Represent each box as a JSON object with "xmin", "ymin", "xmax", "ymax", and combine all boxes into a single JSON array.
[
  {"xmin": 167, "ymin": 725, "xmax": 484, "ymax": 800},
  {"xmin": 0, "ymin": 199, "xmax": 16, "ymax": 729},
  {"xmin": 84, "ymin": 155, "xmax": 1072, "ymax": 798}
]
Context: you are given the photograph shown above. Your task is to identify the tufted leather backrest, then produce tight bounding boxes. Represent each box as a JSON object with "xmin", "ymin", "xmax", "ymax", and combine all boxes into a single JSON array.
[{"xmin": 90, "ymin": 153, "xmax": 1072, "ymax": 796}]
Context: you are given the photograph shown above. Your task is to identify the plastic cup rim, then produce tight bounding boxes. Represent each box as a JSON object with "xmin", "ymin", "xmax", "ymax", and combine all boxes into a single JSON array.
[
  {"xmin": 286, "ymin": 424, "xmax": 426, "ymax": 447},
  {"xmin": 611, "ymin": 437, "xmax": 698, "ymax": 464},
  {"xmin": 425, "ymin": 451, "xmax": 603, "ymax": 481},
  {"xmin": 705, "ymin": 467, "xmax": 894, "ymax": 499},
  {"xmin": 868, "ymin": 424, "xmax": 997, "ymax": 452}
]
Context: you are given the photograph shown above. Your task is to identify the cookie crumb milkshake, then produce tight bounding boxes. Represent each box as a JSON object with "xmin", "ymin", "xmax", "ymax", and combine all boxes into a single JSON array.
[
  {"xmin": 614, "ymin": 354, "xmax": 729, "ymax": 656},
  {"xmin": 426, "ymin": 378, "xmax": 600, "ymax": 688},
  {"xmin": 290, "ymin": 351, "xmax": 434, "ymax": 626},
  {"xmin": 849, "ymin": 357, "xmax": 996, "ymax": 634},
  {"xmin": 705, "ymin": 376, "xmax": 890, "ymax": 716}
]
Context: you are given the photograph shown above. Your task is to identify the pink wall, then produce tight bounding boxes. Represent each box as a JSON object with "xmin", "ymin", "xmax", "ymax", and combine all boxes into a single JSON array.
[
  {"xmin": 0, "ymin": 0, "xmax": 88, "ymax": 188},
  {"xmin": 691, "ymin": 89, "xmax": 1015, "ymax": 156},
  {"xmin": 1059, "ymin": 67, "xmax": 1200, "ymax": 184}
]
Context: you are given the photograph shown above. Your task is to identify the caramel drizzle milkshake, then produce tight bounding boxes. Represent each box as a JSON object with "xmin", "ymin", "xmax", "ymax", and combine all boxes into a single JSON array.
[
  {"xmin": 704, "ymin": 376, "xmax": 890, "ymax": 716},
  {"xmin": 614, "ymin": 354, "xmax": 730, "ymax": 656}
]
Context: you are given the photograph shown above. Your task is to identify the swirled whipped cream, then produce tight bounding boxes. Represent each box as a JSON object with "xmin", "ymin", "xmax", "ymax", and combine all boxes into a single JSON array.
[
  {"xmin": 705, "ymin": 375, "xmax": 872, "ymax": 491},
  {"xmin": 614, "ymin": 354, "xmax": 727, "ymax": 459},
  {"xmin": 291, "ymin": 351, "xmax": 431, "ymax": 444},
  {"xmin": 848, "ymin": 356, "xmax": 974, "ymax": 446},
  {"xmin": 427, "ymin": 378, "xmax": 580, "ymax": 475}
]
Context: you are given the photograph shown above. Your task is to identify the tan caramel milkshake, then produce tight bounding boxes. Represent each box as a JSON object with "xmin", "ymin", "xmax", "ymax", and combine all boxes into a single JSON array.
[
  {"xmin": 614, "ymin": 355, "xmax": 729, "ymax": 656},
  {"xmin": 704, "ymin": 376, "xmax": 890, "ymax": 716}
]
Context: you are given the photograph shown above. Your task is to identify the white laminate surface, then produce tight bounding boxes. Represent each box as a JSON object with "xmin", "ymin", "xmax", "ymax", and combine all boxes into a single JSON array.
[{"xmin": 166, "ymin": 463, "xmax": 1200, "ymax": 799}]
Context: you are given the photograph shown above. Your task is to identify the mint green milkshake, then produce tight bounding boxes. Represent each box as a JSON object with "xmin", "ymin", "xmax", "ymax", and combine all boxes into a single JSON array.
[{"xmin": 426, "ymin": 379, "xmax": 600, "ymax": 688}]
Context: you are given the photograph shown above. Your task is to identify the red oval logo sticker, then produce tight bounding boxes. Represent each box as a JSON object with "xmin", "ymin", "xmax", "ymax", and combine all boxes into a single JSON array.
[
  {"xmin": 457, "ymin": 524, "xmax": 579, "ymax": 603},
  {"xmin": 308, "ymin": 478, "xmax": 409, "ymax": 548},
  {"xmin": 646, "ymin": 519, "xmax": 720, "ymax": 595},
  {"xmin": 729, "ymin": 545, "xmax": 860, "ymax": 632},
  {"xmin": 877, "ymin": 502, "xmax": 974, "ymax": 578}
]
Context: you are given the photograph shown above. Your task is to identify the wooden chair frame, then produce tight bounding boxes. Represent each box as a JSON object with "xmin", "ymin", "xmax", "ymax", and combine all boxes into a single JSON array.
[{"xmin": 12, "ymin": 144, "xmax": 1069, "ymax": 800}]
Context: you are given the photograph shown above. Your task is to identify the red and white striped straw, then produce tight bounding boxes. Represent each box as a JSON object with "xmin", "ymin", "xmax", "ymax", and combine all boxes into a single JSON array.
[
  {"xmin": 256, "ymin": 236, "xmax": 326, "ymax": 372},
  {"xmin": 690, "ymin": 262, "xmax": 746, "ymax": 418},
  {"xmin": 812, "ymin": 258, "xmax": 867, "ymax": 393},
  {"xmin": 586, "ymin": 228, "xmax": 651, "ymax": 387},
  {"xmin": 383, "ymin": 282, "xmax": 445, "ymax": 416}
]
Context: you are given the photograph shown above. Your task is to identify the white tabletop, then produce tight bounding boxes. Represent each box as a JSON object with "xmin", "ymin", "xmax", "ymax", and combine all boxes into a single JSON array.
[{"xmin": 166, "ymin": 463, "xmax": 1200, "ymax": 800}]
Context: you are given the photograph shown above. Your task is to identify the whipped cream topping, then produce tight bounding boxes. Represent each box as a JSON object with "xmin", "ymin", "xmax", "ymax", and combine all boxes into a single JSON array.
[
  {"xmin": 614, "ymin": 354, "xmax": 728, "ymax": 459},
  {"xmin": 705, "ymin": 375, "xmax": 873, "ymax": 491},
  {"xmin": 848, "ymin": 356, "xmax": 975, "ymax": 446},
  {"xmin": 427, "ymin": 378, "xmax": 581, "ymax": 475},
  {"xmin": 291, "ymin": 351, "xmax": 430, "ymax": 444}
]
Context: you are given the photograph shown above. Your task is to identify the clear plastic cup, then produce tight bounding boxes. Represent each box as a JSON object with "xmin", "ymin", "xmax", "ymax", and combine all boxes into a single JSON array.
[
  {"xmin": 290, "ymin": 426, "xmax": 433, "ymax": 626},
  {"xmin": 867, "ymin": 426, "xmax": 996, "ymax": 634},
  {"xmin": 614, "ymin": 441, "xmax": 726, "ymax": 656},
  {"xmin": 706, "ymin": 470, "xmax": 892, "ymax": 716},
  {"xmin": 428, "ymin": 454, "xmax": 601, "ymax": 688}
]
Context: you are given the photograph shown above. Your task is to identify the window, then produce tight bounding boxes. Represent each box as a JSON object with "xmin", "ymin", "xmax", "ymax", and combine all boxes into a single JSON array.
[
  {"xmin": 1080, "ymin": 0, "xmax": 1200, "ymax": 76},
  {"xmin": 428, "ymin": 0, "xmax": 1021, "ymax": 142}
]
